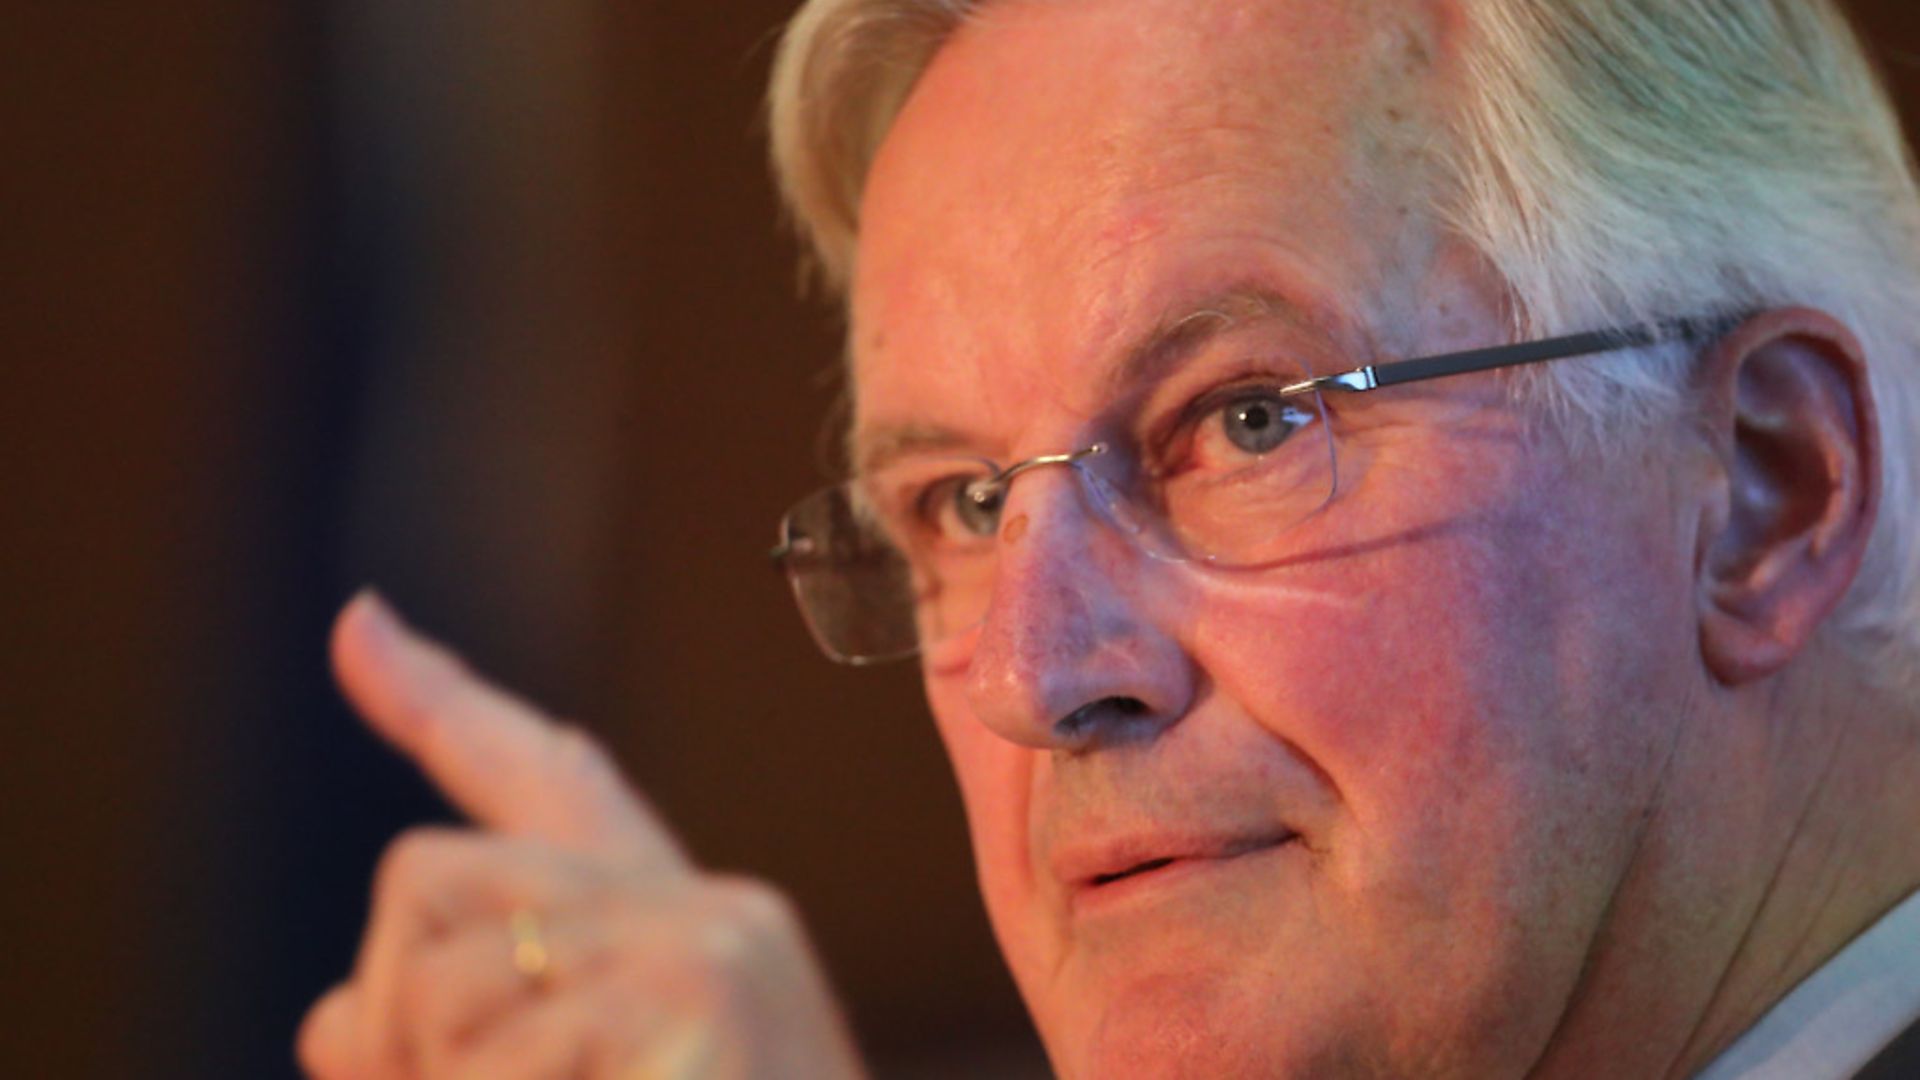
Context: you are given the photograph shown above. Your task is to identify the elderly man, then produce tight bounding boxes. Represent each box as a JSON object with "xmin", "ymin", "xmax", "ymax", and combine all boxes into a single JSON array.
[{"xmin": 299, "ymin": 0, "xmax": 1920, "ymax": 1076}]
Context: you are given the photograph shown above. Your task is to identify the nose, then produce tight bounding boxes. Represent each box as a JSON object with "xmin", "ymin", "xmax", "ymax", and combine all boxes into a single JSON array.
[{"xmin": 962, "ymin": 467, "xmax": 1195, "ymax": 751}]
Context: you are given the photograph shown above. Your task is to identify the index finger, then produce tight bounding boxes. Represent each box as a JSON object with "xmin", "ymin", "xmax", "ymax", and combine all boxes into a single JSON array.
[{"xmin": 331, "ymin": 590, "xmax": 688, "ymax": 872}]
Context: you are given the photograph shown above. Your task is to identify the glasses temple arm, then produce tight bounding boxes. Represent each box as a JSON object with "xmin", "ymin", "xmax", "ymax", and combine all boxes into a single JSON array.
[{"xmin": 1284, "ymin": 316, "xmax": 1739, "ymax": 397}]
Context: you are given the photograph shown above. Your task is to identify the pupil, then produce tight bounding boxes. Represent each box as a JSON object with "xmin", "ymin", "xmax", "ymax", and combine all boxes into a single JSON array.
[
  {"xmin": 957, "ymin": 481, "xmax": 1002, "ymax": 535},
  {"xmin": 1224, "ymin": 393, "xmax": 1295, "ymax": 455}
]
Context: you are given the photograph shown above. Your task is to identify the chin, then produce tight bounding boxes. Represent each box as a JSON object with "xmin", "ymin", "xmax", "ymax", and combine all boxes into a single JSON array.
[
  {"xmin": 1036, "ymin": 962, "xmax": 1339, "ymax": 1080},
  {"xmin": 1030, "ymin": 949, "xmax": 1520, "ymax": 1080}
]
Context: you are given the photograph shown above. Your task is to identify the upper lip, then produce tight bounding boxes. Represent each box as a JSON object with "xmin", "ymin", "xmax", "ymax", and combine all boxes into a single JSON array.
[{"xmin": 1054, "ymin": 829, "xmax": 1296, "ymax": 891}]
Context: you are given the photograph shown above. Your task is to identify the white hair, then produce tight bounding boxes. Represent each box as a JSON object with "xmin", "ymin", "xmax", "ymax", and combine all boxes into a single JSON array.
[{"xmin": 767, "ymin": 0, "xmax": 1920, "ymax": 686}]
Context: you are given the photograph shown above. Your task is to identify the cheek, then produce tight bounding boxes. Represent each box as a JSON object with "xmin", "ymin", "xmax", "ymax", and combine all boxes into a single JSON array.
[
  {"xmin": 1189, "ymin": 545, "xmax": 1568, "ymax": 887},
  {"xmin": 1257, "ymin": 524, "xmax": 1670, "ymax": 809},
  {"xmin": 1200, "ymin": 435, "xmax": 1695, "ymax": 826},
  {"xmin": 925, "ymin": 678, "xmax": 1045, "ymax": 950},
  {"xmin": 1183, "ymin": 473, "xmax": 1696, "ymax": 1006}
]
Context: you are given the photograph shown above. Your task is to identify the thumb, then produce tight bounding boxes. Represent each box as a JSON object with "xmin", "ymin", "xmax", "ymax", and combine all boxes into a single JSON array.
[{"xmin": 330, "ymin": 590, "xmax": 687, "ymax": 870}]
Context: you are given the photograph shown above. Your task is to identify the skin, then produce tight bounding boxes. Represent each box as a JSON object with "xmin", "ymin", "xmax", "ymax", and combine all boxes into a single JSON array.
[
  {"xmin": 297, "ymin": 595, "xmax": 867, "ymax": 1079},
  {"xmin": 849, "ymin": 0, "xmax": 1916, "ymax": 1076},
  {"xmin": 301, "ymin": 0, "xmax": 1918, "ymax": 1076}
]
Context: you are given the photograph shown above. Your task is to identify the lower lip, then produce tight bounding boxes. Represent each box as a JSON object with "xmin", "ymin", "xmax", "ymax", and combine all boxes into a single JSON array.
[{"xmin": 1070, "ymin": 836, "xmax": 1298, "ymax": 918}]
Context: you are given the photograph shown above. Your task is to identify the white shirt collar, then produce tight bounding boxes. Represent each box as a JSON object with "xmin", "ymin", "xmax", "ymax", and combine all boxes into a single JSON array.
[{"xmin": 1695, "ymin": 887, "xmax": 1920, "ymax": 1080}]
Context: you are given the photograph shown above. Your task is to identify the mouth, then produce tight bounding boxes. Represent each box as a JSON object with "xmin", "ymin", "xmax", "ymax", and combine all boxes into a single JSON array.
[
  {"xmin": 1091, "ymin": 856, "xmax": 1181, "ymax": 887},
  {"xmin": 1068, "ymin": 832, "xmax": 1297, "ymax": 908}
]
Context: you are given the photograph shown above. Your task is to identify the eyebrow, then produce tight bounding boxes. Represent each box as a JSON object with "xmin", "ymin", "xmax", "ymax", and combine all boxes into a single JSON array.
[
  {"xmin": 1110, "ymin": 285, "xmax": 1323, "ymax": 395},
  {"xmin": 852, "ymin": 285, "xmax": 1335, "ymax": 476},
  {"xmin": 852, "ymin": 422, "xmax": 977, "ymax": 476}
]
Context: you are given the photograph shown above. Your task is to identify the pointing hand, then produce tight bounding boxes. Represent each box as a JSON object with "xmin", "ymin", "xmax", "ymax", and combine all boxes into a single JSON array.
[{"xmin": 297, "ymin": 593, "xmax": 866, "ymax": 1079}]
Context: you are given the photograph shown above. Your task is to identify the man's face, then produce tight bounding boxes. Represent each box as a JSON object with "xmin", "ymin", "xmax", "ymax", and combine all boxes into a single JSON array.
[{"xmin": 851, "ymin": 1, "xmax": 1709, "ymax": 1075}]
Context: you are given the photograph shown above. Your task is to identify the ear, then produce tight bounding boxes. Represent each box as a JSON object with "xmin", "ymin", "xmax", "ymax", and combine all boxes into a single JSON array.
[{"xmin": 1692, "ymin": 308, "xmax": 1881, "ymax": 685}]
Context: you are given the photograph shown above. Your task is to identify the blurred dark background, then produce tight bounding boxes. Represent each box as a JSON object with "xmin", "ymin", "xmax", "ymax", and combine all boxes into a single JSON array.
[{"xmin": 3, "ymin": 3, "xmax": 1919, "ymax": 1077}]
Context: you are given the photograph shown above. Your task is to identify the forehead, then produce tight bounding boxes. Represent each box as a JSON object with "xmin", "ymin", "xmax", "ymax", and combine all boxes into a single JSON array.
[{"xmin": 850, "ymin": 0, "xmax": 1458, "ymax": 457}]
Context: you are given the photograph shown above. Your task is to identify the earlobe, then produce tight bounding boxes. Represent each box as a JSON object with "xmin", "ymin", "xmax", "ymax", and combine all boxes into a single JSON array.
[{"xmin": 1693, "ymin": 308, "xmax": 1880, "ymax": 686}]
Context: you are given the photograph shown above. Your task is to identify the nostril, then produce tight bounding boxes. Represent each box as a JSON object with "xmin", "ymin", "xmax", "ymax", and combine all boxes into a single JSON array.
[{"xmin": 1057, "ymin": 696, "xmax": 1151, "ymax": 739}]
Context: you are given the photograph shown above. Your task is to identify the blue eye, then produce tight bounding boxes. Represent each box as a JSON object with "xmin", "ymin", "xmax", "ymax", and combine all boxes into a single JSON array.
[
  {"xmin": 953, "ymin": 477, "xmax": 1004, "ymax": 536},
  {"xmin": 1220, "ymin": 391, "xmax": 1307, "ymax": 455},
  {"xmin": 914, "ymin": 473, "xmax": 1003, "ymax": 540}
]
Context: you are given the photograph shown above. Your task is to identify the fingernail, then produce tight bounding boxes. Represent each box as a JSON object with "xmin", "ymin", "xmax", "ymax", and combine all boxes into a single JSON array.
[
  {"xmin": 351, "ymin": 587, "xmax": 404, "ymax": 650},
  {"xmin": 353, "ymin": 590, "xmax": 451, "ymax": 703},
  {"xmin": 332, "ymin": 588, "xmax": 451, "ymax": 757}
]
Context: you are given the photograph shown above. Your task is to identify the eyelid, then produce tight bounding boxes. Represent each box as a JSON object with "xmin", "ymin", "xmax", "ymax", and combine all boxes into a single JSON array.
[
  {"xmin": 1144, "ymin": 360, "xmax": 1320, "ymax": 465},
  {"xmin": 867, "ymin": 457, "xmax": 989, "ymax": 496},
  {"xmin": 914, "ymin": 473, "xmax": 971, "ymax": 525},
  {"xmin": 866, "ymin": 459, "xmax": 997, "ymax": 536}
]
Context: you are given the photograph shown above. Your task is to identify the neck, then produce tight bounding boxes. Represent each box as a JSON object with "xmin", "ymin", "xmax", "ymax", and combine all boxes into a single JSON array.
[{"xmin": 1532, "ymin": 653, "xmax": 1920, "ymax": 1080}]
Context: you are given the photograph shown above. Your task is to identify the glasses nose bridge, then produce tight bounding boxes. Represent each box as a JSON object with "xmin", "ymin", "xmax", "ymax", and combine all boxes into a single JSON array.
[
  {"xmin": 981, "ymin": 443, "xmax": 1113, "ymax": 533},
  {"xmin": 988, "ymin": 442, "xmax": 1106, "ymax": 487},
  {"xmin": 986, "ymin": 441, "xmax": 1173, "ymax": 567}
]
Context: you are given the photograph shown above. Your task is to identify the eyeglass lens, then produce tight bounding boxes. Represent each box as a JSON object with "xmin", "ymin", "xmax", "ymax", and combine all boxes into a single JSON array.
[{"xmin": 778, "ymin": 367, "xmax": 1338, "ymax": 663}]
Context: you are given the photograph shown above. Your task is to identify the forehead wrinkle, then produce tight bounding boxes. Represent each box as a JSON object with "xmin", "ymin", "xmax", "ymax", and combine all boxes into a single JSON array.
[
  {"xmin": 851, "ymin": 4, "xmax": 1455, "ymax": 478},
  {"xmin": 1108, "ymin": 285, "xmax": 1341, "ymax": 398},
  {"xmin": 853, "ymin": 285, "xmax": 1356, "ymax": 476}
]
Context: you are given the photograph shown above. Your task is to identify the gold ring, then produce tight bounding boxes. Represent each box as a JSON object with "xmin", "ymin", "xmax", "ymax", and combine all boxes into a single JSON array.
[{"xmin": 508, "ymin": 908, "xmax": 551, "ymax": 984}]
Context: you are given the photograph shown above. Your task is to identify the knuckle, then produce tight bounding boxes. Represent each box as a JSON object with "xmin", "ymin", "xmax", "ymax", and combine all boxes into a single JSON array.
[
  {"xmin": 400, "ymin": 951, "xmax": 444, "ymax": 1029},
  {"xmin": 295, "ymin": 989, "xmax": 352, "ymax": 1079},
  {"xmin": 546, "ymin": 721, "xmax": 608, "ymax": 776},
  {"xmin": 293, "ymin": 1019, "xmax": 326, "ymax": 1076},
  {"xmin": 410, "ymin": 947, "xmax": 483, "ymax": 1051},
  {"xmin": 371, "ymin": 826, "xmax": 459, "ymax": 909},
  {"xmin": 546, "ymin": 721, "xmax": 623, "ymax": 793},
  {"xmin": 701, "ymin": 875, "xmax": 801, "ymax": 960}
]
